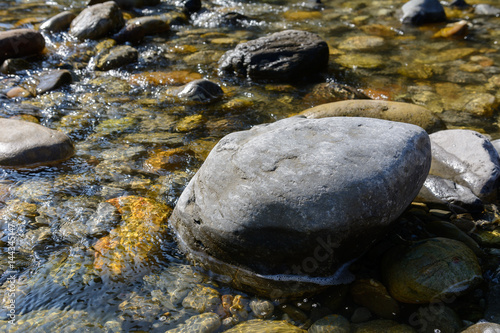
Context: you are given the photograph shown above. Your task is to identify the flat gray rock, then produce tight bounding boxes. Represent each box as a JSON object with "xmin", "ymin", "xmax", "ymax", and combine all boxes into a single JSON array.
[
  {"xmin": 427, "ymin": 130, "xmax": 500, "ymax": 202},
  {"xmin": 170, "ymin": 116, "xmax": 431, "ymax": 297},
  {"xmin": 218, "ymin": 30, "xmax": 329, "ymax": 81},
  {"xmin": 69, "ymin": 1, "xmax": 125, "ymax": 40},
  {"xmin": 0, "ymin": 119, "xmax": 74, "ymax": 167}
]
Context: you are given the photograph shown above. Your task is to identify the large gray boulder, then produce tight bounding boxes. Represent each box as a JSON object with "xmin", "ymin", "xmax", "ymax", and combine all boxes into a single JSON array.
[
  {"xmin": 218, "ymin": 30, "xmax": 329, "ymax": 82},
  {"xmin": 0, "ymin": 119, "xmax": 74, "ymax": 167},
  {"xmin": 69, "ymin": 1, "xmax": 125, "ymax": 40},
  {"xmin": 170, "ymin": 116, "xmax": 431, "ymax": 297},
  {"xmin": 417, "ymin": 130, "xmax": 500, "ymax": 208}
]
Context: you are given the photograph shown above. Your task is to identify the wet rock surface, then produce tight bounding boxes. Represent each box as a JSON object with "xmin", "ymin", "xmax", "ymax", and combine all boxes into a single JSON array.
[
  {"xmin": 1, "ymin": 0, "xmax": 500, "ymax": 331},
  {"xmin": 0, "ymin": 118, "xmax": 74, "ymax": 167},
  {"xmin": 36, "ymin": 69, "xmax": 73, "ymax": 95},
  {"xmin": 218, "ymin": 30, "xmax": 329, "ymax": 81},
  {"xmin": 417, "ymin": 130, "xmax": 500, "ymax": 208},
  {"xmin": 172, "ymin": 79, "xmax": 224, "ymax": 103},
  {"xmin": 39, "ymin": 11, "xmax": 76, "ymax": 32},
  {"xmin": 401, "ymin": 0, "xmax": 447, "ymax": 25},
  {"xmin": 0, "ymin": 29, "xmax": 45, "ymax": 62},
  {"xmin": 69, "ymin": 1, "xmax": 125, "ymax": 40},
  {"xmin": 171, "ymin": 116, "xmax": 431, "ymax": 296}
]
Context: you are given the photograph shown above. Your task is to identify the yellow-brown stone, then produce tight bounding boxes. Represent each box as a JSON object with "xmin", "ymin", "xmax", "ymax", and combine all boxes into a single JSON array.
[
  {"xmin": 129, "ymin": 71, "xmax": 202, "ymax": 86},
  {"xmin": 93, "ymin": 196, "xmax": 171, "ymax": 277},
  {"xmin": 143, "ymin": 147, "xmax": 195, "ymax": 173}
]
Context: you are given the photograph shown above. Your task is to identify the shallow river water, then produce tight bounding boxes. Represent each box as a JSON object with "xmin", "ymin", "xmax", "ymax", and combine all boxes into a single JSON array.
[{"xmin": 0, "ymin": 0, "xmax": 499, "ymax": 332}]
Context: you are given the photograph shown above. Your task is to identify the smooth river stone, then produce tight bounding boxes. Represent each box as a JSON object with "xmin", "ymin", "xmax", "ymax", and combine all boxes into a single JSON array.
[
  {"xmin": 0, "ymin": 29, "xmax": 45, "ymax": 62},
  {"xmin": 170, "ymin": 116, "xmax": 431, "ymax": 297},
  {"xmin": 69, "ymin": 1, "xmax": 125, "ymax": 40},
  {"xmin": 382, "ymin": 238, "xmax": 482, "ymax": 304},
  {"xmin": 0, "ymin": 119, "xmax": 74, "ymax": 167},
  {"xmin": 299, "ymin": 100, "xmax": 446, "ymax": 133}
]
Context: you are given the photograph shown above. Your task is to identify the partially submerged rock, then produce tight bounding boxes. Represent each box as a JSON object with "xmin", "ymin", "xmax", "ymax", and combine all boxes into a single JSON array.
[
  {"xmin": 170, "ymin": 116, "xmax": 431, "ymax": 297},
  {"xmin": 93, "ymin": 196, "xmax": 172, "ymax": 278},
  {"xmin": 0, "ymin": 119, "xmax": 74, "ymax": 167},
  {"xmin": 170, "ymin": 79, "xmax": 224, "ymax": 103},
  {"xmin": 36, "ymin": 69, "xmax": 73, "ymax": 95},
  {"xmin": 218, "ymin": 30, "xmax": 329, "ymax": 81}
]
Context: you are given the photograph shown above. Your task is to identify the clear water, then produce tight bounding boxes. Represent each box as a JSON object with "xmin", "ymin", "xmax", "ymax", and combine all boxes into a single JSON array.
[{"xmin": 0, "ymin": 0, "xmax": 499, "ymax": 331}]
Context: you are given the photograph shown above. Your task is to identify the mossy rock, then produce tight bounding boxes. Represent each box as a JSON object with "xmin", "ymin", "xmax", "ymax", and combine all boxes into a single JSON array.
[{"xmin": 382, "ymin": 238, "xmax": 482, "ymax": 304}]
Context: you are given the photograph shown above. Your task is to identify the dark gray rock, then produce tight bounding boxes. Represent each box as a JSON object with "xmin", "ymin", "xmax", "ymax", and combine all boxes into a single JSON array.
[
  {"xmin": 485, "ymin": 284, "xmax": 500, "ymax": 324},
  {"xmin": 218, "ymin": 29, "xmax": 329, "ymax": 82},
  {"xmin": 95, "ymin": 45, "xmax": 138, "ymax": 70},
  {"xmin": 69, "ymin": 1, "xmax": 125, "ymax": 40},
  {"xmin": 36, "ymin": 69, "xmax": 73, "ymax": 95},
  {"xmin": 174, "ymin": 79, "xmax": 223, "ymax": 103},
  {"xmin": 401, "ymin": 0, "xmax": 447, "ymax": 25},
  {"xmin": 40, "ymin": 11, "xmax": 76, "ymax": 32},
  {"xmin": 0, "ymin": 58, "xmax": 31, "ymax": 74},
  {"xmin": 112, "ymin": 16, "xmax": 169, "ymax": 44},
  {"xmin": 450, "ymin": 0, "xmax": 470, "ymax": 9},
  {"xmin": 474, "ymin": 4, "xmax": 500, "ymax": 16},
  {"xmin": 413, "ymin": 305, "xmax": 463, "ymax": 333},
  {"xmin": 88, "ymin": 0, "xmax": 160, "ymax": 9},
  {"xmin": 426, "ymin": 130, "xmax": 500, "ymax": 202},
  {"xmin": 0, "ymin": 29, "xmax": 45, "ymax": 62},
  {"xmin": 182, "ymin": 0, "xmax": 202, "ymax": 13},
  {"xmin": 221, "ymin": 12, "xmax": 252, "ymax": 27},
  {"xmin": 0, "ymin": 119, "xmax": 75, "ymax": 167},
  {"xmin": 170, "ymin": 116, "xmax": 431, "ymax": 297}
]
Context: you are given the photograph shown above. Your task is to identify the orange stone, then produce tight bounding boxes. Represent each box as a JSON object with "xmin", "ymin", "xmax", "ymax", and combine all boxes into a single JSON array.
[
  {"xmin": 93, "ymin": 196, "xmax": 172, "ymax": 278},
  {"xmin": 6, "ymin": 86, "xmax": 31, "ymax": 98},
  {"xmin": 433, "ymin": 20, "xmax": 469, "ymax": 38},
  {"xmin": 143, "ymin": 147, "xmax": 195, "ymax": 173}
]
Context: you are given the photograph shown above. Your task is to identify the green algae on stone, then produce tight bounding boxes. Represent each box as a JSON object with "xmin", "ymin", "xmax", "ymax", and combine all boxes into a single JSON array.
[
  {"xmin": 94, "ymin": 116, "xmax": 137, "ymax": 136},
  {"xmin": 182, "ymin": 284, "xmax": 221, "ymax": 313},
  {"xmin": 224, "ymin": 319, "xmax": 306, "ymax": 333},
  {"xmin": 308, "ymin": 314, "xmax": 350, "ymax": 333},
  {"xmin": 335, "ymin": 54, "xmax": 384, "ymax": 69},
  {"xmin": 382, "ymin": 238, "xmax": 482, "ymax": 304}
]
